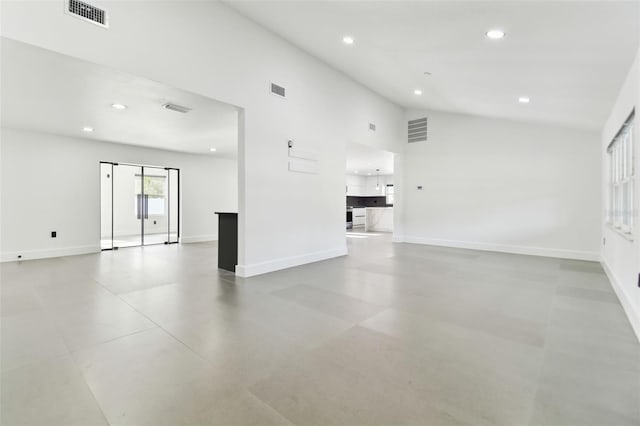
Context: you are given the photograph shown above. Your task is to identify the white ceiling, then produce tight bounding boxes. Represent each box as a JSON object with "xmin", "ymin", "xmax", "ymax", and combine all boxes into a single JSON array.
[
  {"xmin": 346, "ymin": 143, "xmax": 394, "ymax": 176},
  {"xmin": 228, "ymin": 1, "xmax": 640, "ymax": 131},
  {"xmin": 1, "ymin": 38, "xmax": 238, "ymax": 157}
]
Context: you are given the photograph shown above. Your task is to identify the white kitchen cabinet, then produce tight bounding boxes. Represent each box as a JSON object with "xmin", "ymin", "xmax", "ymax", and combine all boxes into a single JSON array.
[
  {"xmin": 352, "ymin": 208, "xmax": 366, "ymax": 227},
  {"xmin": 347, "ymin": 174, "xmax": 392, "ymax": 197},
  {"xmin": 347, "ymin": 185, "xmax": 365, "ymax": 196},
  {"xmin": 346, "ymin": 174, "xmax": 367, "ymax": 196}
]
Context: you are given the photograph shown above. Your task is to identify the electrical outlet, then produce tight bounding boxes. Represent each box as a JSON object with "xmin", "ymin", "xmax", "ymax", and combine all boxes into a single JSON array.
[
  {"xmin": 603, "ymin": 237, "xmax": 606, "ymax": 246},
  {"xmin": 51, "ymin": 231, "xmax": 57, "ymax": 238}
]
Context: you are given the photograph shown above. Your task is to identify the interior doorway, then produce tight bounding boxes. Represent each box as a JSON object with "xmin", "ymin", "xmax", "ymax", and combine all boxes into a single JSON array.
[
  {"xmin": 345, "ymin": 143, "xmax": 395, "ymax": 236},
  {"xmin": 101, "ymin": 162, "xmax": 180, "ymax": 250}
]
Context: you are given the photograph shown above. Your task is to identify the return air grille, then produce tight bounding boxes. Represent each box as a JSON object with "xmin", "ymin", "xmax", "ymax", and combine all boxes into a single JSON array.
[
  {"xmin": 270, "ymin": 82, "xmax": 286, "ymax": 98},
  {"xmin": 66, "ymin": 0, "xmax": 108, "ymax": 28},
  {"xmin": 408, "ymin": 117, "xmax": 427, "ymax": 143},
  {"xmin": 162, "ymin": 103, "xmax": 192, "ymax": 113}
]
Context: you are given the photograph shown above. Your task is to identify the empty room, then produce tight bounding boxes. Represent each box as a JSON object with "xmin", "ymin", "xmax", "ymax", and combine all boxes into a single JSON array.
[{"xmin": 1, "ymin": 1, "xmax": 639, "ymax": 426}]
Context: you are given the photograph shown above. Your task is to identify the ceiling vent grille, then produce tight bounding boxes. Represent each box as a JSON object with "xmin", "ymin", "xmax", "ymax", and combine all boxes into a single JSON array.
[
  {"xmin": 162, "ymin": 103, "xmax": 191, "ymax": 113},
  {"xmin": 66, "ymin": 0, "xmax": 108, "ymax": 28},
  {"xmin": 408, "ymin": 117, "xmax": 427, "ymax": 143},
  {"xmin": 270, "ymin": 82, "xmax": 286, "ymax": 98}
]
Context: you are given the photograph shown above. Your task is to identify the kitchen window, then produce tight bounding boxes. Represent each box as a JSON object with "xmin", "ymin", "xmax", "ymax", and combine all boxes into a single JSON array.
[
  {"xmin": 386, "ymin": 184, "xmax": 394, "ymax": 205},
  {"xmin": 607, "ymin": 110, "xmax": 634, "ymax": 235}
]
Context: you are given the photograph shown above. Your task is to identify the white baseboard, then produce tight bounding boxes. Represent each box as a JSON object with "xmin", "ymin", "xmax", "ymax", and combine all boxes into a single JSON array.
[
  {"xmin": 601, "ymin": 259, "xmax": 640, "ymax": 342},
  {"xmin": 401, "ymin": 236, "xmax": 600, "ymax": 261},
  {"xmin": 236, "ymin": 246, "xmax": 348, "ymax": 277},
  {"xmin": 180, "ymin": 234, "xmax": 218, "ymax": 243},
  {"xmin": 1, "ymin": 245, "xmax": 100, "ymax": 262}
]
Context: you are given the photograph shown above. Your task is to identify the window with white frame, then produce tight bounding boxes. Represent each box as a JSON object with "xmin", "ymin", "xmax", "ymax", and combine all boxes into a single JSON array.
[
  {"xmin": 608, "ymin": 111, "xmax": 634, "ymax": 234},
  {"xmin": 386, "ymin": 184, "xmax": 394, "ymax": 205}
]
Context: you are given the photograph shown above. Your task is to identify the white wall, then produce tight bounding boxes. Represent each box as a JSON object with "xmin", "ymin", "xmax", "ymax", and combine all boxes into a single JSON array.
[
  {"xmin": 0, "ymin": 1, "xmax": 404, "ymax": 276},
  {"xmin": 0, "ymin": 128, "xmax": 237, "ymax": 261},
  {"xmin": 400, "ymin": 109, "xmax": 601, "ymax": 261},
  {"xmin": 601, "ymin": 48, "xmax": 640, "ymax": 340}
]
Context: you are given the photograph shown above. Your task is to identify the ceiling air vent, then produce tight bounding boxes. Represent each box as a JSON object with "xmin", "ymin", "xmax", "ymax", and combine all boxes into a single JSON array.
[
  {"xmin": 369, "ymin": 123, "xmax": 376, "ymax": 131},
  {"xmin": 408, "ymin": 117, "xmax": 427, "ymax": 143},
  {"xmin": 65, "ymin": 0, "xmax": 108, "ymax": 28},
  {"xmin": 270, "ymin": 82, "xmax": 286, "ymax": 98},
  {"xmin": 162, "ymin": 103, "xmax": 192, "ymax": 113}
]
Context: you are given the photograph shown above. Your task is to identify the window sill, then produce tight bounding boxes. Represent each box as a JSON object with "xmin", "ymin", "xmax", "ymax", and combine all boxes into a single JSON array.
[{"xmin": 606, "ymin": 224, "xmax": 634, "ymax": 242}]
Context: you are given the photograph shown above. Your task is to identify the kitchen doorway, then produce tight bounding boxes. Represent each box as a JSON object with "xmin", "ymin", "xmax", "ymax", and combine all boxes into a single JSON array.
[
  {"xmin": 100, "ymin": 162, "xmax": 179, "ymax": 250},
  {"xmin": 345, "ymin": 143, "xmax": 395, "ymax": 236}
]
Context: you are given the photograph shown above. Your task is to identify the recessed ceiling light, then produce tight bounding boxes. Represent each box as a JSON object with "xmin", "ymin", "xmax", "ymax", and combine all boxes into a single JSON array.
[
  {"xmin": 342, "ymin": 36, "xmax": 354, "ymax": 45},
  {"xmin": 486, "ymin": 29, "xmax": 505, "ymax": 40},
  {"xmin": 414, "ymin": 89, "xmax": 423, "ymax": 96},
  {"xmin": 209, "ymin": 148, "xmax": 217, "ymax": 152},
  {"xmin": 354, "ymin": 171, "xmax": 359, "ymax": 174},
  {"xmin": 82, "ymin": 126, "xmax": 94, "ymax": 132},
  {"xmin": 111, "ymin": 103, "xmax": 127, "ymax": 110},
  {"xmin": 518, "ymin": 96, "xmax": 531, "ymax": 104}
]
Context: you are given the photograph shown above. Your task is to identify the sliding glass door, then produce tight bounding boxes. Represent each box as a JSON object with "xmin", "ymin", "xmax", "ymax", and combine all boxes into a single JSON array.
[
  {"xmin": 141, "ymin": 167, "xmax": 168, "ymax": 245},
  {"xmin": 100, "ymin": 162, "xmax": 180, "ymax": 250}
]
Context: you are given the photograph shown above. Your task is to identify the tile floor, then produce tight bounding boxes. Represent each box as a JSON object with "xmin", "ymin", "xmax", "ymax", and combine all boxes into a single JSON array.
[{"xmin": 1, "ymin": 233, "xmax": 639, "ymax": 425}]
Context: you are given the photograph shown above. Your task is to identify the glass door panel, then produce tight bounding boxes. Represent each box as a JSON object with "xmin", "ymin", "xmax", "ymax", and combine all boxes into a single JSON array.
[
  {"xmin": 142, "ymin": 167, "xmax": 169, "ymax": 245},
  {"xmin": 100, "ymin": 162, "xmax": 113, "ymax": 250},
  {"xmin": 113, "ymin": 164, "xmax": 143, "ymax": 248},
  {"xmin": 168, "ymin": 169, "xmax": 179, "ymax": 243}
]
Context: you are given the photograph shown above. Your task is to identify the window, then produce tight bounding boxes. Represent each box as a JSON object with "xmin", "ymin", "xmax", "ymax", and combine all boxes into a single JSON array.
[
  {"xmin": 386, "ymin": 184, "xmax": 394, "ymax": 205},
  {"xmin": 135, "ymin": 174, "xmax": 167, "ymax": 216},
  {"xmin": 608, "ymin": 111, "xmax": 634, "ymax": 234}
]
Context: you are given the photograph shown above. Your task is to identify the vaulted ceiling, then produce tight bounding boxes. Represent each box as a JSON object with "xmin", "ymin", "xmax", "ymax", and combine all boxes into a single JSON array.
[{"xmin": 229, "ymin": 1, "xmax": 639, "ymax": 131}]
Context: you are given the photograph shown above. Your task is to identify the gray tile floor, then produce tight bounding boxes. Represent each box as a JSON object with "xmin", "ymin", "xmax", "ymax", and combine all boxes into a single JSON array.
[{"xmin": 1, "ymin": 233, "xmax": 639, "ymax": 425}]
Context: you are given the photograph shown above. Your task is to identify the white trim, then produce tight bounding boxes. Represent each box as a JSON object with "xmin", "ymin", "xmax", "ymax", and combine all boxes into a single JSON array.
[
  {"xmin": 1, "ymin": 245, "xmax": 100, "ymax": 262},
  {"xmin": 606, "ymin": 224, "xmax": 635, "ymax": 242},
  {"xmin": 180, "ymin": 234, "xmax": 218, "ymax": 244},
  {"xmin": 236, "ymin": 246, "xmax": 348, "ymax": 277},
  {"xmin": 601, "ymin": 259, "xmax": 640, "ymax": 342},
  {"xmin": 401, "ymin": 236, "xmax": 600, "ymax": 261}
]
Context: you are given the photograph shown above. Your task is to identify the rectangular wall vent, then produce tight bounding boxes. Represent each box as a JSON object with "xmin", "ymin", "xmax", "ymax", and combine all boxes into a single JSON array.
[
  {"xmin": 66, "ymin": 0, "xmax": 108, "ymax": 28},
  {"xmin": 369, "ymin": 123, "xmax": 376, "ymax": 131},
  {"xmin": 270, "ymin": 82, "xmax": 286, "ymax": 98},
  {"xmin": 162, "ymin": 103, "xmax": 191, "ymax": 113},
  {"xmin": 408, "ymin": 117, "xmax": 427, "ymax": 143}
]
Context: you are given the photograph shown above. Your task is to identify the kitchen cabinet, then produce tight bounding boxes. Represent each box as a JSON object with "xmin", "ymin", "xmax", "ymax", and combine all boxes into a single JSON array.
[
  {"xmin": 347, "ymin": 174, "xmax": 393, "ymax": 197},
  {"xmin": 352, "ymin": 208, "xmax": 366, "ymax": 227}
]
